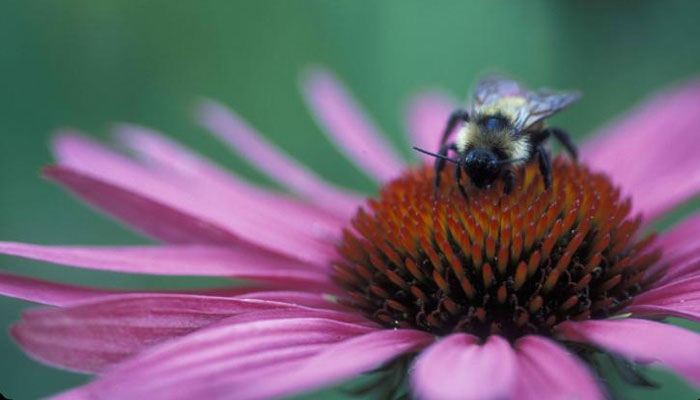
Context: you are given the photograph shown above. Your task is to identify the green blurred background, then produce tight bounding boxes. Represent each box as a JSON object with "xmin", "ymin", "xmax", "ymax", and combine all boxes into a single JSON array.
[{"xmin": 1, "ymin": 1, "xmax": 699, "ymax": 398}]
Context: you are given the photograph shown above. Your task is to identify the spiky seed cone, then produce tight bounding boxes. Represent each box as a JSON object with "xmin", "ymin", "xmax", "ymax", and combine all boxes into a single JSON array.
[{"xmin": 333, "ymin": 159, "xmax": 661, "ymax": 341}]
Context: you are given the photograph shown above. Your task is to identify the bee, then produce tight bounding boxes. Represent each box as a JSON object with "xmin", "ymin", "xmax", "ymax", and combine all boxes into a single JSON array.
[{"xmin": 413, "ymin": 76, "xmax": 580, "ymax": 197}]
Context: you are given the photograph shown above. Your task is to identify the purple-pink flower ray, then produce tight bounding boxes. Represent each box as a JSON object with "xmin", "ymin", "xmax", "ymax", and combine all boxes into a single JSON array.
[
  {"xmin": 57, "ymin": 317, "xmax": 377, "ymax": 399},
  {"xmin": 656, "ymin": 213, "xmax": 700, "ymax": 253},
  {"xmin": 0, "ymin": 270, "xmax": 118, "ymax": 306},
  {"xmin": 556, "ymin": 318, "xmax": 700, "ymax": 387},
  {"xmin": 11, "ymin": 294, "xmax": 307, "ymax": 373},
  {"xmin": 513, "ymin": 336, "xmax": 605, "ymax": 400},
  {"xmin": 114, "ymin": 124, "xmax": 346, "ymax": 240},
  {"xmin": 624, "ymin": 275, "xmax": 700, "ymax": 322},
  {"xmin": 0, "ymin": 270, "xmax": 283, "ymax": 307},
  {"xmin": 52, "ymin": 133, "xmax": 339, "ymax": 264},
  {"xmin": 657, "ymin": 256, "xmax": 700, "ymax": 287},
  {"xmin": 202, "ymin": 307, "xmax": 370, "ymax": 327},
  {"xmin": 411, "ymin": 334, "xmax": 517, "ymax": 400},
  {"xmin": 234, "ymin": 329, "xmax": 433, "ymax": 400},
  {"xmin": 301, "ymin": 68, "xmax": 406, "ymax": 182},
  {"xmin": 405, "ymin": 91, "xmax": 459, "ymax": 159},
  {"xmin": 0, "ymin": 268, "xmax": 348, "ymax": 312},
  {"xmin": 45, "ymin": 164, "xmax": 241, "ymax": 245},
  {"xmin": 0, "ymin": 243, "xmax": 334, "ymax": 289},
  {"xmin": 45, "ymin": 163, "xmax": 336, "ymax": 267},
  {"xmin": 582, "ymin": 80, "xmax": 700, "ymax": 222},
  {"xmin": 55, "ymin": 347, "xmax": 323, "ymax": 400},
  {"xmin": 195, "ymin": 100, "xmax": 363, "ymax": 219},
  {"xmin": 645, "ymin": 213, "xmax": 700, "ymax": 284},
  {"xmin": 228, "ymin": 290, "xmax": 340, "ymax": 310}
]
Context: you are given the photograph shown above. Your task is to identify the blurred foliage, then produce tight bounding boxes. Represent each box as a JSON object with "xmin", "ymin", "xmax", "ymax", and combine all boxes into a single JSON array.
[{"xmin": 1, "ymin": 1, "xmax": 699, "ymax": 398}]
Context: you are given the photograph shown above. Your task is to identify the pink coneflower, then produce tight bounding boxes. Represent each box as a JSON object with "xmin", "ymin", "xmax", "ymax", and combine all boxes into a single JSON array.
[{"xmin": 1, "ymin": 68, "xmax": 699, "ymax": 400}]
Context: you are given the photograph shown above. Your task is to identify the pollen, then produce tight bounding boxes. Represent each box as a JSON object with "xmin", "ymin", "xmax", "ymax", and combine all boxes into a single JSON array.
[{"xmin": 332, "ymin": 158, "xmax": 662, "ymax": 340}]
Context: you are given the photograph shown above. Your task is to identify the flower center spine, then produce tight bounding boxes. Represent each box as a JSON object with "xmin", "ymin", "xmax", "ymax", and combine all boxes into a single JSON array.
[{"xmin": 333, "ymin": 159, "xmax": 662, "ymax": 340}]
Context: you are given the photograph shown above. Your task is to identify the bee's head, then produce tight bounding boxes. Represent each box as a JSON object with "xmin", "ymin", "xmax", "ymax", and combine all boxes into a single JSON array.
[{"xmin": 463, "ymin": 149, "xmax": 502, "ymax": 188}]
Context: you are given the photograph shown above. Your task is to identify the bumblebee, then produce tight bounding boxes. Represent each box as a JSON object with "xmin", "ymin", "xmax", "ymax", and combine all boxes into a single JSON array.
[{"xmin": 413, "ymin": 76, "xmax": 580, "ymax": 197}]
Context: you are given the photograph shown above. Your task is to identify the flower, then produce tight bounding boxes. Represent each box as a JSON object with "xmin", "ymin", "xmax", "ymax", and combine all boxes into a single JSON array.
[{"xmin": 1, "ymin": 68, "xmax": 700, "ymax": 400}]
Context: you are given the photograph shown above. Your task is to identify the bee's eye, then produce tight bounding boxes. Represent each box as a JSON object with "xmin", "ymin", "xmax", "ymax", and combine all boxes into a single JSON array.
[{"xmin": 483, "ymin": 117, "xmax": 506, "ymax": 131}]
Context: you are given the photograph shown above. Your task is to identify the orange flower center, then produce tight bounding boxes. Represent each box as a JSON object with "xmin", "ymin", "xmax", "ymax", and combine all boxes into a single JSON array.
[{"xmin": 333, "ymin": 159, "xmax": 662, "ymax": 340}]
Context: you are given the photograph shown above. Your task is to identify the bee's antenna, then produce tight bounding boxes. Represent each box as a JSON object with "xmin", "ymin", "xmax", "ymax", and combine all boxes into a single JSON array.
[{"xmin": 412, "ymin": 147, "xmax": 460, "ymax": 164}]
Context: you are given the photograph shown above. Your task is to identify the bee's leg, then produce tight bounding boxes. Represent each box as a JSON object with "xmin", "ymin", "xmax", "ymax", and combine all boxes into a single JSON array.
[
  {"xmin": 544, "ymin": 127, "xmax": 578, "ymax": 160},
  {"xmin": 439, "ymin": 109, "xmax": 470, "ymax": 146},
  {"xmin": 536, "ymin": 146, "xmax": 552, "ymax": 189},
  {"xmin": 455, "ymin": 164, "xmax": 468, "ymax": 200},
  {"xmin": 434, "ymin": 142, "xmax": 458, "ymax": 191},
  {"xmin": 502, "ymin": 169, "xmax": 516, "ymax": 195}
]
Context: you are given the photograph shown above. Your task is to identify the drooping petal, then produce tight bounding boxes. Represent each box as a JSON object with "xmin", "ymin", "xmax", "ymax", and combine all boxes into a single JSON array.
[
  {"xmin": 114, "ymin": 124, "xmax": 346, "ymax": 240},
  {"xmin": 582, "ymin": 80, "xmax": 700, "ymax": 221},
  {"xmin": 58, "ymin": 130, "xmax": 344, "ymax": 244},
  {"xmin": 200, "ymin": 306, "xmax": 370, "ymax": 327},
  {"xmin": 44, "ymin": 165, "xmax": 239, "ymax": 245},
  {"xmin": 54, "ymin": 317, "xmax": 376, "ymax": 399},
  {"xmin": 233, "ymin": 329, "xmax": 433, "ymax": 400},
  {"xmin": 556, "ymin": 318, "xmax": 700, "ymax": 387},
  {"xmin": 514, "ymin": 336, "xmax": 605, "ymax": 400},
  {"xmin": 646, "ymin": 212, "xmax": 700, "ymax": 284},
  {"xmin": 45, "ymin": 165, "xmax": 336, "ymax": 266},
  {"xmin": 231, "ymin": 290, "xmax": 346, "ymax": 311},
  {"xmin": 0, "ymin": 270, "xmax": 117, "ymax": 306},
  {"xmin": 195, "ymin": 100, "xmax": 363, "ymax": 218},
  {"xmin": 624, "ymin": 275, "xmax": 700, "ymax": 322},
  {"xmin": 53, "ymin": 133, "xmax": 340, "ymax": 262},
  {"xmin": 405, "ymin": 91, "xmax": 459, "ymax": 159},
  {"xmin": 657, "ymin": 256, "xmax": 700, "ymax": 287},
  {"xmin": 11, "ymin": 294, "xmax": 304, "ymax": 373},
  {"xmin": 301, "ymin": 68, "xmax": 405, "ymax": 181},
  {"xmin": 655, "ymin": 212, "xmax": 700, "ymax": 255},
  {"xmin": 411, "ymin": 333, "xmax": 517, "ymax": 400},
  {"xmin": 0, "ymin": 243, "xmax": 334, "ymax": 289}
]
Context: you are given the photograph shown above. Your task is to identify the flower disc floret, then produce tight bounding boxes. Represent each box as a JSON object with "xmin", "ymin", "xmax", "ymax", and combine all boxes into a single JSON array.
[{"xmin": 334, "ymin": 159, "xmax": 662, "ymax": 340}]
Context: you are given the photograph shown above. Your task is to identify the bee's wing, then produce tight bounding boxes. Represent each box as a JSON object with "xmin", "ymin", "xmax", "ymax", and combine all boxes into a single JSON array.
[
  {"xmin": 514, "ymin": 89, "xmax": 581, "ymax": 131},
  {"xmin": 473, "ymin": 76, "xmax": 528, "ymax": 108}
]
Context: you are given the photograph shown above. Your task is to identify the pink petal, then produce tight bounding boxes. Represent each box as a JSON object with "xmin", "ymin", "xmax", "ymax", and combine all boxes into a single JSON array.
[
  {"xmin": 44, "ymin": 165, "xmax": 239, "ymax": 245},
  {"xmin": 514, "ymin": 336, "xmax": 605, "ymax": 400},
  {"xmin": 202, "ymin": 307, "xmax": 369, "ymax": 327},
  {"xmin": 52, "ymin": 133, "xmax": 339, "ymax": 264},
  {"xmin": 0, "ymin": 271, "xmax": 270, "ymax": 307},
  {"xmin": 45, "ymin": 164, "xmax": 336, "ymax": 266},
  {"xmin": 624, "ymin": 275, "xmax": 700, "ymax": 322},
  {"xmin": 0, "ymin": 270, "xmax": 117, "ymax": 306},
  {"xmin": 235, "ymin": 329, "xmax": 433, "ymax": 400},
  {"xmin": 582, "ymin": 80, "xmax": 700, "ymax": 221},
  {"xmin": 195, "ymin": 100, "xmax": 363, "ymax": 219},
  {"xmin": 58, "ymin": 130, "xmax": 342, "ymax": 244},
  {"xmin": 656, "ymin": 256, "xmax": 700, "ymax": 287},
  {"xmin": 556, "ymin": 318, "xmax": 700, "ymax": 387},
  {"xmin": 57, "ymin": 317, "xmax": 376, "ymax": 399},
  {"xmin": 412, "ymin": 334, "xmax": 517, "ymax": 400},
  {"xmin": 114, "ymin": 124, "xmax": 346, "ymax": 240},
  {"xmin": 656, "ymin": 212, "xmax": 700, "ymax": 253},
  {"xmin": 0, "ymin": 269, "xmax": 342, "ymax": 310},
  {"xmin": 0, "ymin": 242, "xmax": 334, "ymax": 289},
  {"xmin": 405, "ymin": 91, "xmax": 459, "ymax": 159},
  {"xmin": 231, "ymin": 290, "xmax": 346, "ymax": 311},
  {"xmin": 301, "ymin": 68, "xmax": 405, "ymax": 181},
  {"xmin": 12, "ymin": 294, "xmax": 305, "ymax": 373},
  {"xmin": 646, "ymin": 212, "xmax": 700, "ymax": 284}
]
